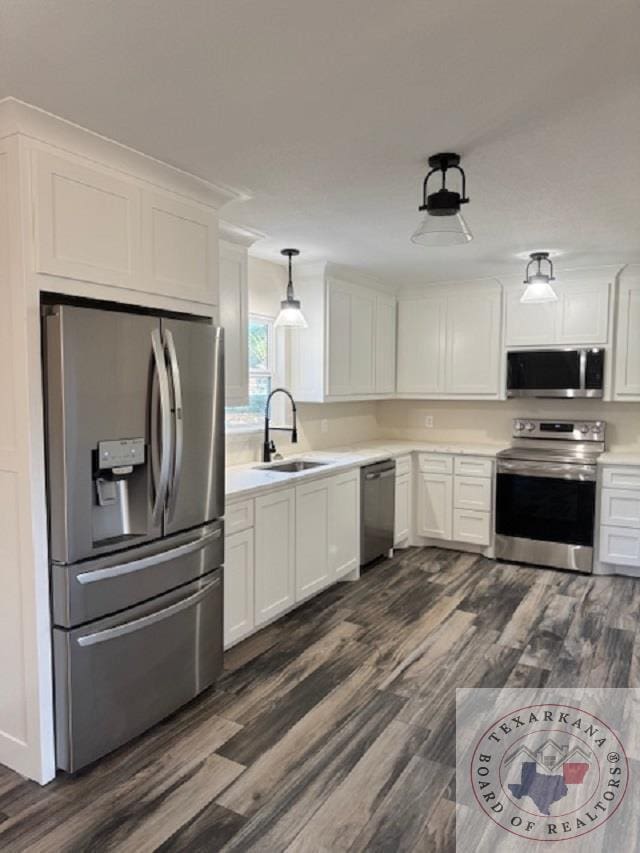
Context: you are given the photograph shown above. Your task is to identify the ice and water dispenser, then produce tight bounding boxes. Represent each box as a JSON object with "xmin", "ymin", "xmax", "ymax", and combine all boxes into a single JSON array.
[{"xmin": 92, "ymin": 437, "xmax": 148, "ymax": 545}]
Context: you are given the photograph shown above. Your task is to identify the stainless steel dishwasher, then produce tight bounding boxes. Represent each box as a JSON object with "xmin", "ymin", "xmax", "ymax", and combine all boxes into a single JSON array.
[{"xmin": 360, "ymin": 459, "xmax": 396, "ymax": 565}]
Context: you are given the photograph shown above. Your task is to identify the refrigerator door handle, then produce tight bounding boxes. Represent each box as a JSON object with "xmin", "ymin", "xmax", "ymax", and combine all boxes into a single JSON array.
[
  {"xmin": 164, "ymin": 329, "xmax": 184, "ymax": 523},
  {"xmin": 150, "ymin": 328, "xmax": 173, "ymax": 525},
  {"xmin": 76, "ymin": 575, "xmax": 221, "ymax": 646},
  {"xmin": 75, "ymin": 526, "xmax": 222, "ymax": 584}
]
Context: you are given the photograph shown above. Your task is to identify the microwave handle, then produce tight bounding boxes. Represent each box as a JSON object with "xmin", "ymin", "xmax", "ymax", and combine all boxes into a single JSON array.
[{"xmin": 579, "ymin": 349, "xmax": 587, "ymax": 391}]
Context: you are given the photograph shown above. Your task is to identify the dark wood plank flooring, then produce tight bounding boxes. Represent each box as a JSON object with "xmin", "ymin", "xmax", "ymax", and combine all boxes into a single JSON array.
[{"xmin": 1, "ymin": 547, "xmax": 638, "ymax": 852}]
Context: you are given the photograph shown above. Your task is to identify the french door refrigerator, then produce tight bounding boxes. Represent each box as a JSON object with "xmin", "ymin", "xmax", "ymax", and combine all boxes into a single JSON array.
[{"xmin": 42, "ymin": 299, "xmax": 225, "ymax": 772}]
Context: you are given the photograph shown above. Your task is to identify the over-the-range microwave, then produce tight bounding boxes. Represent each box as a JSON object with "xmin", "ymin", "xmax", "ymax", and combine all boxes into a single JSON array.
[{"xmin": 506, "ymin": 348, "xmax": 604, "ymax": 398}]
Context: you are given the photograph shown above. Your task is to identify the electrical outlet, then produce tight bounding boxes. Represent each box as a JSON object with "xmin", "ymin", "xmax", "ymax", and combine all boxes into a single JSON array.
[
  {"xmin": 424, "ymin": 415, "xmax": 434, "ymax": 428},
  {"xmin": 320, "ymin": 419, "xmax": 329, "ymax": 434}
]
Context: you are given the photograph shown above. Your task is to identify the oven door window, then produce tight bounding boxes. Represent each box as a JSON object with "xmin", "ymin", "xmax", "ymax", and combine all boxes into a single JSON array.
[
  {"xmin": 496, "ymin": 473, "xmax": 596, "ymax": 546},
  {"xmin": 507, "ymin": 351, "xmax": 580, "ymax": 391}
]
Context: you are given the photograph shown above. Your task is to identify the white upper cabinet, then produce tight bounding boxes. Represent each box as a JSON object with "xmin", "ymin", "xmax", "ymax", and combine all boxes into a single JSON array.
[
  {"xmin": 290, "ymin": 265, "xmax": 396, "ymax": 401},
  {"xmin": 375, "ymin": 294, "xmax": 397, "ymax": 394},
  {"xmin": 34, "ymin": 151, "xmax": 142, "ymax": 289},
  {"xmin": 143, "ymin": 189, "xmax": 218, "ymax": 304},
  {"xmin": 219, "ymin": 239, "xmax": 249, "ymax": 406},
  {"xmin": 396, "ymin": 295, "xmax": 446, "ymax": 394},
  {"xmin": 397, "ymin": 284, "xmax": 501, "ymax": 398},
  {"xmin": 614, "ymin": 274, "xmax": 640, "ymax": 400},
  {"xmin": 327, "ymin": 278, "xmax": 376, "ymax": 396},
  {"xmin": 504, "ymin": 279, "xmax": 611, "ymax": 347},
  {"xmin": 32, "ymin": 148, "xmax": 220, "ymax": 306},
  {"xmin": 445, "ymin": 290, "xmax": 501, "ymax": 395}
]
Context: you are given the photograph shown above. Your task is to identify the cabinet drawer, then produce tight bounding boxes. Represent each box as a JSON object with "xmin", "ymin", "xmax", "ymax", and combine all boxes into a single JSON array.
[
  {"xmin": 453, "ymin": 509, "xmax": 490, "ymax": 546},
  {"xmin": 395, "ymin": 455, "xmax": 412, "ymax": 477},
  {"xmin": 418, "ymin": 453, "xmax": 453, "ymax": 474},
  {"xmin": 225, "ymin": 498, "xmax": 254, "ymax": 535},
  {"xmin": 602, "ymin": 467, "xmax": 640, "ymax": 491},
  {"xmin": 600, "ymin": 525, "xmax": 640, "ymax": 567},
  {"xmin": 454, "ymin": 476, "xmax": 492, "ymax": 511},
  {"xmin": 454, "ymin": 456, "xmax": 493, "ymax": 478},
  {"xmin": 601, "ymin": 489, "xmax": 640, "ymax": 529}
]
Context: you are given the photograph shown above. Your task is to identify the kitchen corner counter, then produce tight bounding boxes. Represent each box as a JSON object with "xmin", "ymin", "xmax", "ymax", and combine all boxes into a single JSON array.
[
  {"xmin": 225, "ymin": 439, "xmax": 507, "ymax": 500},
  {"xmin": 598, "ymin": 450, "xmax": 640, "ymax": 466}
]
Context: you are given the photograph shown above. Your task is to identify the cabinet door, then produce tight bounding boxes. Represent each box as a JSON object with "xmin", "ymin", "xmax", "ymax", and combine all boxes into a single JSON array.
[
  {"xmin": 327, "ymin": 280, "xmax": 353, "ymax": 396},
  {"xmin": 601, "ymin": 489, "xmax": 640, "ymax": 529},
  {"xmin": 504, "ymin": 289, "xmax": 558, "ymax": 346},
  {"xmin": 394, "ymin": 473, "xmax": 411, "ymax": 546},
  {"xmin": 224, "ymin": 528, "xmax": 254, "ymax": 647},
  {"xmin": 446, "ymin": 291, "xmax": 501, "ymax": 396},
  {"xmin": 600, "ymin": 526, "xmax": 640, "ymax": 567},
  {"xmin": 143, "ymin": 189, "xmax": 218, "ymax": 304},
  {"xmin": 254, "ymin": 489, "xmax": 295, "ymax": 626},
  {"xmin": 296, "ymin": 479, "xmax": 331, "ymax": 601},
  {"xmin": 397, "ymin": 296, "xmax": 446, "ymax": 394},
  {"xmin": 614, "ymin": 281, "xmax": 640, "ymax": 399},
  {"xmin": 33, "ymin": 150, "xmax": 142, "ymax": 289},
  {"xmin": 350, "ymin": 288, "xmax": 376, "ymax": 394},
  {"xmin": 219, "ymin": 241, "xmax": 248, "ymax": 405},
  {"xmin": 329, "ymin": 469, "xmax": 360, "ymax": 578},
  {"xmin": 558, "ymin": 284, "xmax": 609, "ymax": 344},
  {"xmin": 375, "ymin": 295, "xmax": 397, "ymax": 394},
  {"xmin": 417, "ymin": 474, "xmax": 452, "ymax": 540}
]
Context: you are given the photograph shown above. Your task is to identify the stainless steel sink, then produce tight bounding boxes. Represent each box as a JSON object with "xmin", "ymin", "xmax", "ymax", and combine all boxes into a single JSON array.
[{"xmin": 256, "ymin": 460, "xmax": 329, "ymax": 473}]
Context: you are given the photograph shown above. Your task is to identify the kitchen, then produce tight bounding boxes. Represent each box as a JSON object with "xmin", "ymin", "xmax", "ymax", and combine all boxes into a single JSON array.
[{"xmin": 0, "ymin": 1, "xmax": 639, "ymax": 850}]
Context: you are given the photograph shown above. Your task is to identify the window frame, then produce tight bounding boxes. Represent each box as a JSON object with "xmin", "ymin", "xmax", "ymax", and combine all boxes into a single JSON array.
[{"xmin": 225, "ymin": 313, "xmax": 277, "ymax": 433}]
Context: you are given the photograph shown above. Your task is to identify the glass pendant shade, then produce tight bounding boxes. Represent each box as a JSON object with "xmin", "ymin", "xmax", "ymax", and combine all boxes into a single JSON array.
[
  {"xmin": 275, "ymin": 248, "xmax": 308, "ymax": 327},
  {"xmin": 410, "ymin": 210, "xmax": 473, "ymax": 246},
  {"xmin": 274, "ymin": 300, "xmax": 308, "ymax": 328},
  {"xmin": 520, "ymin": 252, "xmax": 558, "ymax": 304}
]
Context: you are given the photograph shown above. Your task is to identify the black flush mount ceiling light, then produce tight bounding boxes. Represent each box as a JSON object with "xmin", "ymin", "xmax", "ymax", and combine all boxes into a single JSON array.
[
  {"xmin": 411, "ymin": 152, "xmax": 472, "ymax": 246},
  {"xmin": 521, "ymin": 251, "xmax": 558, "ymax": 304},
  {"xmin": 275, "ymin": 248, "xmax": 308, "ymax": 328}
]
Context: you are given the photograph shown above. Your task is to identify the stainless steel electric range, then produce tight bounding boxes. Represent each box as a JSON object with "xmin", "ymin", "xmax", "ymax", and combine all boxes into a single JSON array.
[{"xmin": 495, "ymin": 418, "xmax": 606, "ymax": 573}]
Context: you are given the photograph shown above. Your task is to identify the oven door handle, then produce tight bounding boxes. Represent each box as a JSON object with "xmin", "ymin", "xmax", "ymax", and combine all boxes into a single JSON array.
[{"xmin": 497, "ymin": 460, "xmax": 596, "ymax": 482}]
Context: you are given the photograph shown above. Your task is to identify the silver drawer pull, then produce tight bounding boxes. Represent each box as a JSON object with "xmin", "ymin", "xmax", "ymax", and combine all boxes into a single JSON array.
[
  {"xmin": 77, "ymin": 577, "xmax": 220, "ymax": 646},
  {"xmin": 76, "ymin": 527, "xmax": 222, "ymax": 585}
]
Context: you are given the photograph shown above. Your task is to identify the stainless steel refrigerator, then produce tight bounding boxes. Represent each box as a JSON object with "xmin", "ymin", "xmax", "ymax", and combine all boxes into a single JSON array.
[{"xmin": 42, "ymin": 299, "xmax": 225, "ymax": 772}]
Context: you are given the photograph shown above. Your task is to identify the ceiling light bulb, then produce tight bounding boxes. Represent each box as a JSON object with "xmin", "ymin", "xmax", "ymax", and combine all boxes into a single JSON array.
[
  {"xmin": 520, "ymin": 251, "xmax": 558, "ymax": 303},
  {"xmin": 275, "ymin": 248, "xmax": 308, "ymax": 327}
]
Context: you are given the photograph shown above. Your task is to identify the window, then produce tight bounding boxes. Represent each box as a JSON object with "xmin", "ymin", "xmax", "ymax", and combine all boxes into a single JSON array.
[{"xmin": 225, "ymin": 314, "xmax": 275, "ymax": 430}]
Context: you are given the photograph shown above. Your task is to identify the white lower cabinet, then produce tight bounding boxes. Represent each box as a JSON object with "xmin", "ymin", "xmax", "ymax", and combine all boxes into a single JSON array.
[
  {"xmin": 296, "ymin": 478, "xmax": 332, "ymax": 601},
  {"xmin": 329, "ymin": 469, "xmax": 360, "ymax": 577},
  {"xmin": 254, "ymin": 488, "xmax": 296, "ymax": 627},
  {"xmin": 599, "ymin": 466, "xmax": 640, "ymax": 570},
  {"xmin": 224, "ymin": 528, "xmax": 254, "ymax": 647},
  {"xmin": 395, "ymin": 473, "xmax": 411, "ymax": 546},
  {"xmin": 416, "ymin": 455, "xmax": 493, "ymax": 547},
  {"xmin": 599, "ymin": 526, "xmax": 640, "ymax": 568},
  {"xmin": 453, "ymin": 508, "xmax": 490, "ymax": 546},
  {"xmin": 417, "ymin": 473, "xmax": 453, "ymax": 540}
]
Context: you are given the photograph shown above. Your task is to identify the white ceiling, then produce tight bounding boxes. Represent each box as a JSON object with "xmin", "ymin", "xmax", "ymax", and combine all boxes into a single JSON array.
[{"xmin": 1, "ymin": 0, "xmax": 638, "ymax": 287}]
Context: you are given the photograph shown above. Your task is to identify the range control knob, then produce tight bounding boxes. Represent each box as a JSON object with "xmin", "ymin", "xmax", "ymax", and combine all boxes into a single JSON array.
[
  {"xmin": 592, "ymin": 422, "xmax": 603, "ymax": 433},
  {"xmin": 515, "ymin": 420, "xmax": 525, "ymax": 431},
  {"xmin": 579, "ymin": 424, "xmax": 590, "ymax": 435},
  {"xmin": 525, "ymin": 421, "xmax": 535, "ymax": 432}
]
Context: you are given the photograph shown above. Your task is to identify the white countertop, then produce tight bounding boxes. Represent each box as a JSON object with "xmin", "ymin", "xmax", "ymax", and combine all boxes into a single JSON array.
[
  {"xmin": 225, "ymin": 439, "xmax": 507, "ymax": 500},
  {"xmin": 598, "ymin": 450, "xmax": 640, "ymax": 466}
]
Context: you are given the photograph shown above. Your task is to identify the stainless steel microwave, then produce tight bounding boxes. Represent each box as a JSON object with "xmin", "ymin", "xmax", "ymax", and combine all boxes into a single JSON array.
[{"xmin": 506, "ymin": 349, "xmax": 604, "ymax": 398}]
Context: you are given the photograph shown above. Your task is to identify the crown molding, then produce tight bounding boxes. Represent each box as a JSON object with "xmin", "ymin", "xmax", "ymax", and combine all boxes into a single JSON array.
[
  {"xmin": 219, "ymin": 219, "xmax": 266, "ymax": 247},
  {"xmin": 0, "ymin": 97, "xmax": 249, "ymax": 210}
]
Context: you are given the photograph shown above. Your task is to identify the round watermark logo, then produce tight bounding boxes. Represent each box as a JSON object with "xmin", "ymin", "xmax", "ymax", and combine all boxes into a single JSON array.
[{"xmin": 470, "ymin": 703, "xmax": 629, "ymax": 842}]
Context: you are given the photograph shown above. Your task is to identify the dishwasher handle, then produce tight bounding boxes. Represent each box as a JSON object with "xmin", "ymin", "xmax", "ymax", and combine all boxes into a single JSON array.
[{"xmin": 365, "ymin": 469, "xmax": 395, "ymax": 480}]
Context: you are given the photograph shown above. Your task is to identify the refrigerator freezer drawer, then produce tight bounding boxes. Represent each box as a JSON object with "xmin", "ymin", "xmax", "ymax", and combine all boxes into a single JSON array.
[
  {"xmin": 53, "ymin": 571, "xmax": 223, "ymax": 772},
  {"xmin": 52, "ymin": 520, "xmax": 223, "ymax": 627}
]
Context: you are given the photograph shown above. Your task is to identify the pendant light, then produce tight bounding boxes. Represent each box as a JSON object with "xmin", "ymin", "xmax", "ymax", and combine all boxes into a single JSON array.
[
  {"xmin": 521, "ymin": 251, "xmax": 558, "ymax": 303},
  {"xmin": 411, "ymin": 152, "xmax": 472, "ymax": 246},
  {"xmin": 275, "ymin": 248, "xmax": 308, "ymax": 328}
]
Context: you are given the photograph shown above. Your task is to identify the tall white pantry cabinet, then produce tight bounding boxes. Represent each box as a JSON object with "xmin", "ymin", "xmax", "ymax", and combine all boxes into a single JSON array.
[{"xmin": 0, "ymin": 98, "xmax": 241, "ymax": 783}]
